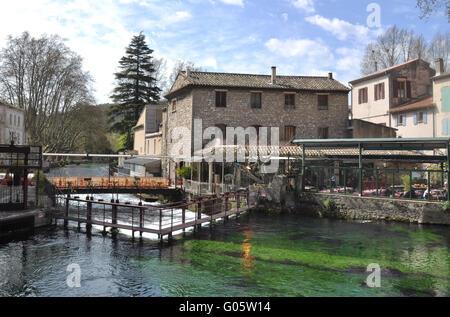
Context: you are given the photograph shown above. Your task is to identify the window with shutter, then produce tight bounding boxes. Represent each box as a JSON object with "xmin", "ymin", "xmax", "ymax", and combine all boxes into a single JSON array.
[
  {"xmin": 318, "ymin": 95, "xmax": 328, "ymax": 110},
  {"xmin": 251, "ymin": 92, "xmax": 262, "ymax": 109},
  {"xmin": 443, "ymin": 119, "xmax": 450, "ymax": 136},
  {"xmin": 318, "ymin": 127, "xmax": 329, "ymax": 139},
  {"xmin": 284, "ymin": 126, "xmax": 296, "ymax": 141},
  {"xmin": 406, "ymin": 81, "xmax": 411, "ymax": 98},
  {"xmin": 216, "ymin": 91, "xmax": 227, "ymax": 107},
  {"xmin": 442, "ymin": 87, "xmax": 450, "ymax": 112},
  {"xmin": 284, "ymin": 94, "xmax": 295, "ymax": 109}
]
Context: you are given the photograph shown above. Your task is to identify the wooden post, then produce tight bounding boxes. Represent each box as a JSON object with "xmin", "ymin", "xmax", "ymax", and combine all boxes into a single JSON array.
[
  {"xmin": 211, "ymin": 197, "xmax": 215, "ymax": 227},
  {"xmin": 111, "ymin": 204, "xmax": 118, "ymax": 235},
  {"xmin": 236, "ymin": 192, "xmax": 240, "ymax": 215},
  {"xmin": 197, "ymin": 200, "xmax": 202, "ymax": 231},
  {"xmin": 447, "ymin": 142, "xmax": 450, "ymax": 202},
  {"xmin": 86, "ymin": 201, "xmax": 92, "ymax": 232},
  {"xmin": 246, "ymin": 190, "xmax": 250, "ymax": 208},
  {"xmin": 224, "ymin": 195, "xmax": 229, "ymax": 222},
  {"xmin": 182, "ymin": 202, "xmax": 186, "ymax": 234},
  {"xmin": 358, "ymin": 143, "xmax": 363, "ymax": 197},
  {"xmin": 139, "ymin": 207, "xmax": 144, "ymax": 237},
  {"xmin": 64, "ymin": 195, "xmax": 69, "ymax": 228}
]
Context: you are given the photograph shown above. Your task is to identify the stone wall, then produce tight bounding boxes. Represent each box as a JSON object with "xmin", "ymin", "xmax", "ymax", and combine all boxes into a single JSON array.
[
  {"xmin": 162, "ymin": 90, "xmax": 194, "ymax": 180},
  {"xmin": 192, "ymin": 88, "xmax": 349, "ymax": 140},
  {"xmin": 298, "ymin": 192, "xmax": 450, "ymax": 225}
]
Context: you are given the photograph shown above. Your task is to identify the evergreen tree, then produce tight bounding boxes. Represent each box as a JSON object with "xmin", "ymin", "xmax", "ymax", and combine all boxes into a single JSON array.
[{"xmin": 109, "ymin": 32, "xmax": 161, "ymax": 150}]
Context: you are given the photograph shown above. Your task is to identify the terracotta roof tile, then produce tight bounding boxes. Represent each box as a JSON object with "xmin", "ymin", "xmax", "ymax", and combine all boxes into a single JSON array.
[
  {"xmin": 166, "ymin": 71, "xmax": 350, "ymax": 97},
  {"xmin": 389, "ymin": 96, "xmax": 434, "ymax": 114}
]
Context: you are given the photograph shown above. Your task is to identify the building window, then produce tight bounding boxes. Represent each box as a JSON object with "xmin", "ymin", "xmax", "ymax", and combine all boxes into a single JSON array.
[
  {"xmin": 394, "ymin": 79, "xmax": 411, "ymax": 99},
  {"xmin": 284, "ymin": 126, "xmax": 296, "ymax": 141},
  {"xmin": 374, "ymin": 83, "xmax": 385, "ymax": 101},
  {"xmin": 414, "ymin": 111, "xmax": 427, "ymax": 125},
  {"xmin": 153, "ymin": 139, "xmax": 157, "ymax": 154},
  {"xmin": 318, "ymin": 127, "xmax": 329, "ymax": 139},
  {"xmin": 18, "ymin": 116, "xmax": 20, "ymax": 127},
  {"xmin": 395, "ymin": 114, "xmax": 406, "ymax": 127},
  {"xmin": 318, "ymin": 95, "xmax": 328, "ymax": 110},
  {"xmin": 171, "ymin": 99, "xmax": 177, "ymax": 112},
  {"xmin": 284, "ymin": 93, "xmax": 295, "ymax": 109},
  {"xmin": 10, "ymin": 114, "xmax": 12, "ymax": 125},
  {"xmin": 358, "ymin": 88, "xmax": 368, "ymax": 104},
  {"xmin": 250, "ymin": 92, "xmax": 262, "ymax": 109},
  {"xmin": 216, "ymin": 91, "xmax": 227, "ymax": 108}
]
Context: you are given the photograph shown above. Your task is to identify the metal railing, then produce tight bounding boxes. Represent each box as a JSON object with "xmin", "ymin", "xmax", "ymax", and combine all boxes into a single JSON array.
[{"xmin": 303, "ymin": 165, "xmax": 449, "ymax": 202}]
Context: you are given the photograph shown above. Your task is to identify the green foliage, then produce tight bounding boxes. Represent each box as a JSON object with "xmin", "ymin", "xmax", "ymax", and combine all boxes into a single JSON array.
[
  {"xmin": 323, "ymin": 199, "xmax": 336, "ymax": 211},
  {"xmin": 442, "ymin": 201, "xmax": 450, "ymax": 212},
  {"xmin": 34, "ymin": 170, "xmax": 47, "ymax": 195},
  {"xmin": 109, "ymin": 32, "xmax": 161, "ymax": 150},
  {"xmin": 400, "ymin": 174, "xmax": 411, "ymax": 191},
  {"xmin": 176, "ymin": 166, "xmax": 196, "ymax": 180}
]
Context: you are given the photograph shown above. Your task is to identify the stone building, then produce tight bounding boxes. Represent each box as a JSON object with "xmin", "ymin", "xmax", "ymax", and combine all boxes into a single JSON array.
[
  {"xmin": 162, "ymin": 67, "xmax": 350, "ymax": 180},
  {"xmin": 0, "ymin": 102, "xmax": 27, "ymax": 145},
  {"xmin": 350, "ymin": 58, "xmax": 436, "ymax": 138}
]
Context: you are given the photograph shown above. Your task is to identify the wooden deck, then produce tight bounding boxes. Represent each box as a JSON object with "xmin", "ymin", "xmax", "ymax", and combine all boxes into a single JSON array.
[{"xmin": 50, "ymin": 190, "xmax": 255, "ymax": 242}]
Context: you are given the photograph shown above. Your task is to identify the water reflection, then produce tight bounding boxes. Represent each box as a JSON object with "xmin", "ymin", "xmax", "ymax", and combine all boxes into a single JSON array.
[{"xmin": 241, "ymin": 227, "xmax": 255, "ymax": 275}]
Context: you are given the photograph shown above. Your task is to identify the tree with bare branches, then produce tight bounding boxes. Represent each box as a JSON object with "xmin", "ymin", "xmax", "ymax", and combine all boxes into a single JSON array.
[
  {"xmin": 361, "ymin": 26, "xmax": 449, "ymax": 75},
  {"xmin": 416, "ymin": 0, "xmax": 449, "ymax": 19},
  {"xmin": 0, "ymin": 32, "xmax": 94, "ymax": 152}
]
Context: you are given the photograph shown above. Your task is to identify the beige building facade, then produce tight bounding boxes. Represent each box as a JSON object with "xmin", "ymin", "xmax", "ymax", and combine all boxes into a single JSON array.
[
  {"xmin": 132, "ymin": 103, "xmax": 164, "ymax": 155},
  {"xmin": 350, "ymin": 58, "xmax": 436, "ymax": 137},
  {"xmin": 0, "ymin": 103, "xmax": 27, "ymax": 145}
]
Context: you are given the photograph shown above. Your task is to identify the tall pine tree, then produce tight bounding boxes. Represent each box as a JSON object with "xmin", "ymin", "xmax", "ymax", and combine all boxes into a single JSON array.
[{"xmin": 109, "ymin": 32, "xmax": 161, "ymax": 150}]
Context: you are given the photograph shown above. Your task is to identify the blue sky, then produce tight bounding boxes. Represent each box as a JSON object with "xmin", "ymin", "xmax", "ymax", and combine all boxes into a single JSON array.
[{"xmin": 0, "ymin": 0, "xmax": 448, "ymax": 103}]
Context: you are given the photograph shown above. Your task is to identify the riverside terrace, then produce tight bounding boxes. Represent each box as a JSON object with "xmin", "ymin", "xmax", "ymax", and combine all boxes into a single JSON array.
[{"xmin": 291, "ymin": 138, "xmax": 450, "ymax": 202}]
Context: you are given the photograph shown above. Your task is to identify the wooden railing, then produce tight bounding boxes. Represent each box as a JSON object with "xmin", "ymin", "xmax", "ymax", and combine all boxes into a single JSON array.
[
  {"xmin": 48, "ymin": 176, "xmax": 169, "ymax": 190},
  {"xmin": 51, "ymin": 189, "xmax": 254, "ymax": 242}
]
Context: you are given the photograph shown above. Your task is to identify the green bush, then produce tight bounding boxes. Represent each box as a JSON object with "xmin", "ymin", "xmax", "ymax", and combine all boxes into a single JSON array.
[
  {"xmin": 400, "ymin": 174, "xmax": 411, "ymax": 191},
  {"xmin": 442, "ymin": 201, "xmax": 450, "ymax": 212},
  {"xmin": 323, "ymin": 199, "xmax": 336, "ymax": 211},
  {"xmin": 176, "ymin": 166, "xmax": 196, "ymax": 180},
  {"xmin": 34, "ymin": 170, "xmax": 47, "ymax": 195}
]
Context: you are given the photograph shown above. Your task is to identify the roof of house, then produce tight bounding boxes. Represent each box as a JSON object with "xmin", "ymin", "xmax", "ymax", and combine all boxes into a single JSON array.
[
  {"xmin": 349, "ymin": 58, "xmax": 432, "ymax": 85},
  {"xmin": 388, "ymin": 96, "xmax": 434, "ymax": 114},
  {"xmin": 166, "ymin": 71, "xmax": 350, "ymax": 98},
  {"xmin": 433, "ymin": 71, "xmax": 450, "ymax": 81}
]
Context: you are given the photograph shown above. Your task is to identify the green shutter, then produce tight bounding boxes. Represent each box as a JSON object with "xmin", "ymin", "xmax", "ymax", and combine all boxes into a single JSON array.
[
  {"xmin": 443, "ymin": 118, "xmax": 450, "ymax": 136},
  {"xmin": 442, "ymin": 86, "xmax": 450, "ymax": 112}
]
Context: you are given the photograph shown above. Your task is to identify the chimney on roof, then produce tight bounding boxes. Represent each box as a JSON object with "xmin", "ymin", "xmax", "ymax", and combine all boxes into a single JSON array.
[
  {"xmin": 435, "ymin": 58, "xmax": 444, "ymax": 76},
  {"xmin": 186, "ymin": 67, "xmax": 191, "ymax": 77},
  {"xmin": 328, "ymin": 72, "xmax": 333, "ymax": 80},
  {"xmin": 271, "ymin": 66, "xmax": 277, "ymax": 84}
]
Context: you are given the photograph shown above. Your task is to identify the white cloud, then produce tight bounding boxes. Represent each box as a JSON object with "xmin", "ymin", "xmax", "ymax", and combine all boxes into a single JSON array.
[
  {"xmin": 0, "ymin": 0, "xmax": 195, "ymax": 103},
  {"xmin": 291, "ymin": 0, "xmax": 315, "ymax": 13},
  {"xmin": 265, "ymin": 38, "xmax": 331, "ymax": 59},
  {"xmin": 305, "ymin": 14, "xmax": 378, "ymax": 43},
  {"xmin": 282, "ymin": 13, "xmax": 289, "ymax": 22},
  {"xmin": 218, "ymin": 0, "xmax": 244, "ymax": 6}
]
